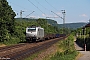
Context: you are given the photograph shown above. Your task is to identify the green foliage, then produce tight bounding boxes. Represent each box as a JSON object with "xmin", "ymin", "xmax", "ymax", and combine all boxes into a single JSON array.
[
  {"xmin": 3, "ymin": 37, "xmax": 20, "ymax": 45},
  {"xmin": 58, "ymin": 23, "xmax": 86, "ymax": 29},
  {"xmin": 85, "ymin": 27, "xmax": 90, "ymax": 35},
  {"xmin": 0, "ymin": 0, "xmax": 16, "ymax": 42},
  {"xmin": 50, "ymin": 50, "xmax": 78, "ymax": 60},
  {"xmin": 3, "ymin": 18, "xmax": 60, "ymax": 45},
  {"xmin": 76, "ymin": 27, "xmax": 90, "ymax": 50},
  {"xmin": 0, "ymin": 2, "xmax": 61, "ymax": 45},
  {"xmin": 36, "ymin": 18, "xmax": 60, "ymax": 34},
  {"xmin": 50, "ymin": 34, "xmax": 78, "ymax": 60}
]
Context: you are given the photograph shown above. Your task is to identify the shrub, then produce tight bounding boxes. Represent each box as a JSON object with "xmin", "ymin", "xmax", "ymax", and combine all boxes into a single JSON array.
[{"xmin": 50, "ymin": 34, "xmax": 78, "ymax": 60}]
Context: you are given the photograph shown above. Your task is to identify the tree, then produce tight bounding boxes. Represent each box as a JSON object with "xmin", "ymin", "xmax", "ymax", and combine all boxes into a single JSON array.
[{"xmin": 0, "ymin": 0, "xmax": 16, "ymax": 41}]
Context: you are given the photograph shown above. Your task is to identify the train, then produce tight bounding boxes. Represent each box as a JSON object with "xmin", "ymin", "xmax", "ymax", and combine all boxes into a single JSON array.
[{"xmin": 26, "ymin": 25, "xmax": 65, "ymax": 42}]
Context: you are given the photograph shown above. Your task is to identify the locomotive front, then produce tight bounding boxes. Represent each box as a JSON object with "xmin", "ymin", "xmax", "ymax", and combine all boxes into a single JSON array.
[{"xmin": 26, "ymin": 27, "xmax": 37, "ymax": 42}]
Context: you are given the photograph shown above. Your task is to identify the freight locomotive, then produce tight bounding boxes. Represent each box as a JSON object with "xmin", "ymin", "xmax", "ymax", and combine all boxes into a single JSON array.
[
  {"xmin": 26, "ymin": 25, "xmax": 65, "ymax": 42},
  {"xmin": 26, "ymin": 25, "xmax": 44, "ymax": 42}
]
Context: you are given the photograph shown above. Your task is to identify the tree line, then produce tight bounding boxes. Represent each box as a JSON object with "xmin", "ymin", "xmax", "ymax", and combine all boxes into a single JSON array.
[
  {"xmin": 0, "ymin": 0, "xmax": 16, "ymax": 42},
  {"xmin": 0, "ymin": 0, "xmax": 62, "ymax": 45},
  {"xmin": 0, "ymin": 0, "xmax": 74, "ymax": 45}
]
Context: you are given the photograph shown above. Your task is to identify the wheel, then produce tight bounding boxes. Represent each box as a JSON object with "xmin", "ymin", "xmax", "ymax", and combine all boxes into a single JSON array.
[{"xmin": 32, "ymin": 39, "xmax": 36, "ymax": 42}]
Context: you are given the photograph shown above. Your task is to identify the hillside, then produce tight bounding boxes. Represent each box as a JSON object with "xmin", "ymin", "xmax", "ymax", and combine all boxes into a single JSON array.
[
  {"xmin": 15, "ymin": 18, "xmax": 87, "ymax": 29},
  {"xmin": 58, "ymin": 23, "xmax": 87, "ymax": 29},
  {"xmin": 46, "ymin": 19, "xmax": 87, "ymax": 29}
]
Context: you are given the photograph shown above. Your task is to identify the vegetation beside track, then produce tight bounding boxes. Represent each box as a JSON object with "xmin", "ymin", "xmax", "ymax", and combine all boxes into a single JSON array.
[
  {"xmin": 76, "ymin": 35, "xmax": 90, "ymax": 51},
  {"xmin": 24, "ymin": 34, "xmax": 78, "ymax": 60},
  {"xmin": 24, "ymin": 51, "xmax": 41, "ymax": 60},
  {"xmin": 76, "ymin": 27, "xmax": 90, "ymax": 51},
  {"xmin": 45, "ymin": 34, "xmax": 78, "ymax": 60}
]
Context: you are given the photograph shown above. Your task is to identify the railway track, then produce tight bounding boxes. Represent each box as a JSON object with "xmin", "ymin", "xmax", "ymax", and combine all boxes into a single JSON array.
[
  {"xmin": 0, "ymin": 36, "xmax": 67, "ymax": 60},
  {"xmin": 0, "ymin": 43, "xmax": 27, "ymax": 52}
]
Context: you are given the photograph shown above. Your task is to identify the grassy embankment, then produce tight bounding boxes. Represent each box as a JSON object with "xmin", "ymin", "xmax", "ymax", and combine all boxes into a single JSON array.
[
  {"xmin": 25, "ymin": 34, "xmax": 78, "ymax": 60},
  {"xmin": 46, "ymin": 34, "xmax": 78, "ymax": 60}
]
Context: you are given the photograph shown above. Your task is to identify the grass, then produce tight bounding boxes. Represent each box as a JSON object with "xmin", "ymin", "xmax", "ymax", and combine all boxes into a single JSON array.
[
  {"xmin": 2, "ymin": 34, "xmax": 78, "ymax": 60},
  {"xmin": 24, "ymin": 51, "xmax": 41, "ymax": 60},
  {"xmin": 50, "ymin": 50, "xmax": 78, "ymax": 60},
  {"xmin": 45, "ymin": 34, "xmax": 78, "ymax": 60}
]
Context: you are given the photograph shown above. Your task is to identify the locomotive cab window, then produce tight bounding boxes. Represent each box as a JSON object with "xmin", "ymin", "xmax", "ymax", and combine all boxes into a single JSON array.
[{"xmin": 28, "ymin": 28, "xmax": 36, "ymax": 32}]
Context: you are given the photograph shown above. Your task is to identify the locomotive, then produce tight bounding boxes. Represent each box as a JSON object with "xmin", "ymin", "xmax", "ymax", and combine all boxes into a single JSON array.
[
  {"xmin": 26, "ymin": 25, "xmax": 44, "ymax": 42},
  {"xmin": 26, "ymin": 25, "xmax": 64, "ymax": 42}
]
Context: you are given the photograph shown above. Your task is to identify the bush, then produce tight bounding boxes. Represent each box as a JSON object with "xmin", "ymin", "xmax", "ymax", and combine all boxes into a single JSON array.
[
  {"xmin": 50, "ymin": 34, "xmax": 78, "ymax": 60},
  {"xmin": 50, "ymin": 50, "xmax": 78, "ymax": 60},
  {"xmin": 3, "ymin": 36, "xmax": 20, "ymax": 45}
]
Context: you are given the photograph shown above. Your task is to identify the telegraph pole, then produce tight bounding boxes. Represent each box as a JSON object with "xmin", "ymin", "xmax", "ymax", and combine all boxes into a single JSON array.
[
  {"xmin": 51, "ymin": 10, "xmax": 66, "ymax": 34},
  {"xmin": 20, "ymin": 10, "xmax": 25, "ymax": 18},
  {"xmin": 61, "ymin": 10, "xmax": 66, "ymax": 34}
]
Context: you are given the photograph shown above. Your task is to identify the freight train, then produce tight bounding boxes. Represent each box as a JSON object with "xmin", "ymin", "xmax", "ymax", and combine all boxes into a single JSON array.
[{"xmin": 26, "ymin": 25, "xmax": 65, "ymax": 42}]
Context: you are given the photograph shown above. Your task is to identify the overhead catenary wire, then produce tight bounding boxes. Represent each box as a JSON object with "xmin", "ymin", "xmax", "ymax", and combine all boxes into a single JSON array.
[
  {"xmin": 44, "ymin": 0, "xmax": 62, "ymax": 19},
  {"xmin": 8, "ymin": 1, "xmax": 40, "ymax": 18},
  {"xmin": 34, "ymin": 0, "xmax": 54, "ymax": 18},
  {"xmin": 34, "ymin": 0, "xmax": 60, "ymax": 19},
  {"xmin": 28, "ymin": 0, "xmax": 46, "ymax": 16},
  {"xmin": 9, "ymin": 2, "xmax": 32, "ymax": 11},
  {"xmin": 25, "ymin": 11, "xmax": 35, "ymax": 18},
  {"xmin": 34, "ymin": 0, "xmax": 50, "ymax": 11},
  {"xmin": 45, "ymin": 0, "xmax": 58, "ymax": 11},
  {"xmin": 51, "ymin": 11, "xmax": 63, "ymax": 19},
  {"xmin": 8, "ymin": 2, "xmax": 33, "ymax": 18}
]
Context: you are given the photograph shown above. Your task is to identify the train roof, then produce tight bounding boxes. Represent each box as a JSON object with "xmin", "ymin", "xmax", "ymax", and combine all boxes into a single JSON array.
[{"xmin": 28, "ymin": 25, "xmax": 41, "ymax": 28}]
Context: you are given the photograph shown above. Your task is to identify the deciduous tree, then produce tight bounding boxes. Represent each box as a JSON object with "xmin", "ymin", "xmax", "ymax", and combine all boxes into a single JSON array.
[{"xmin": 0, "ymin": 0, "xmax": 16, "ymax": 41}]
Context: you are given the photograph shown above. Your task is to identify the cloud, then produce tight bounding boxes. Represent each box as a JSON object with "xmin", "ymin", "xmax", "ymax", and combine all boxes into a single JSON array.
[
  {"xmin": 29, "ymin": 15, "xmax": 40, "ymax": 19},
  {"xmin": 79, "ymin": 14, "xmax": 88, "ymax": 17},
  {"xmin": 42, "ymin": 14, "xmax": 46, "ymax": 16},
  {"xmin": 79, "ymin": 20, "xmax": 87, "ymax": 22},
  {"xmin": 56, "ymin": 12, "xmax": 61, "ymax": 15},
  {"xmin": 42, "ymin": 12, "xmax": 62, "ymax": 18}
]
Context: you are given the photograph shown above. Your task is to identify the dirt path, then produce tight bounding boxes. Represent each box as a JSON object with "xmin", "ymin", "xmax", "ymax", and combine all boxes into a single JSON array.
[{"xmin": 74, "ymin": 38, "xmax": 90, "ymax": 60}]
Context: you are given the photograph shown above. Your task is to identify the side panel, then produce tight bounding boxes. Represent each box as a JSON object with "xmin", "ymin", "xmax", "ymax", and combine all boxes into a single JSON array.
[
  {"xmin": 37, "ymin": 28, "xmax": 44, "ymax": 40},
  {"xmin": 39, "ymin": 28, "xmax": 44, "ymax": 38}
]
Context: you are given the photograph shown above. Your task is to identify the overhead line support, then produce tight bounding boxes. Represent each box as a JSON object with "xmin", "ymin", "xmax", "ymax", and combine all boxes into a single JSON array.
[{"xmin": 51, "ymin": 10, "xmax": 66, "ymax": 34}]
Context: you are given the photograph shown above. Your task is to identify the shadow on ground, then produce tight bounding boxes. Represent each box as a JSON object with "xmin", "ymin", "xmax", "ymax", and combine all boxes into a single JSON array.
[{"xmin": 19, "ymin": 39, "xmax": 45, "ymax": 44}]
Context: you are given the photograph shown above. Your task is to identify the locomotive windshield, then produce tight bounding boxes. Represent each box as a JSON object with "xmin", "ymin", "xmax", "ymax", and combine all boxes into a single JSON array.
[{"xmin": 28, "ymin": 28, "xmax": 36, "ymax": 32}]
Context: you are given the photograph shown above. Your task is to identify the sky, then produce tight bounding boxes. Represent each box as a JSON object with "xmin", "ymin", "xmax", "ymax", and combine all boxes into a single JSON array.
[{"xmin": 7, "ymin": 0, "xmax": 90, "ymax": 24}]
